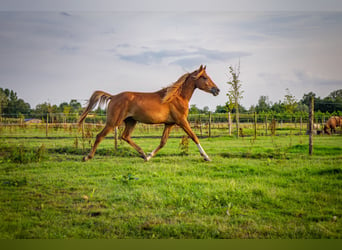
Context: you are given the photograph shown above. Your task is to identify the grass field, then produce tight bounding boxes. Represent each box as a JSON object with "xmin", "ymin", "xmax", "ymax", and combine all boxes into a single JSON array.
[{"xmin": 0, "ymin": 126, "xmax": 341, "ymax": 239}]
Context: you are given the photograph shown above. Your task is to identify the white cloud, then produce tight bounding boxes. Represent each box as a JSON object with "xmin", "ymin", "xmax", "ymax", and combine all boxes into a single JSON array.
[
  {"xmin": 116, "ymin": 47, "xmax": 251, "ymax": 69},
  {"xmin": 0, "ymin": 11, "xmax": 341, "ymax": 111}
]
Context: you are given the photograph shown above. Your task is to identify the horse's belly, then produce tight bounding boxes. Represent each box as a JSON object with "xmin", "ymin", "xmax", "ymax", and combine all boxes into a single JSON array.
[
  {"xmin": 129, "ymin": 108, "xmax": 171, "ymax": 124},
  {"xmin": 123, "ymin": 92, "xmax": 174, "ymax": 124}
]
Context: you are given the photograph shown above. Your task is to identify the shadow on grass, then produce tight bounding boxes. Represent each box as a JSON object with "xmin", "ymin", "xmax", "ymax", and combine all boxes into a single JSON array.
[
  {"xmin": 220, "ymin": 143, "xmax": 342, "ymax": 160},
  {"xmin": 288, "ymin": 144, "xmax": 342, "ymax": 155},
  {"xmin": 220, "ymin": 151, "xmax": 289, "ymax": 160},
  {"xmin": 49, "ymin": 146, "xmax": 137, "ymax": 157}
]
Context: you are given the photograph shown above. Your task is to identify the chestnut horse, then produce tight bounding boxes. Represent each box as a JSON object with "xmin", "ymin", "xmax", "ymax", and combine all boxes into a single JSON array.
[
  {"xmin": 324, "ymin": 116, "xmax": 342, "ymax": 135},
  {"xmin": 78, "ymin": 65, "xmax": 220, "ymax": 161}
]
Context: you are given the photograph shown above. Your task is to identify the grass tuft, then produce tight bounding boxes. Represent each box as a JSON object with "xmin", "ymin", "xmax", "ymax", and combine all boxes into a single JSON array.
[{"xmin": 3, "ymin": 144, "xmax": 47, "ymax": 164}]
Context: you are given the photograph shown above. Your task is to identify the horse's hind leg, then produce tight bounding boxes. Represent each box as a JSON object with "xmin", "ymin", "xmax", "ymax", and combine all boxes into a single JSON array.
[
  {"xmin": 121, "ymin": 118, "xmax": 148, "ymax": 160},
  {"xmin": 83, "ymin": 124, "xmax": 113, "ymax": 161}
]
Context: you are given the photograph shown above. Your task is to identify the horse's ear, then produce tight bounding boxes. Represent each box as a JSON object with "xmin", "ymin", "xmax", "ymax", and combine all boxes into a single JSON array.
[
  {"xmin": 193, "ymin": 65, "xmax": 205, "ymax": 79},
  {"xmin": 204, "ymin": 65, "xmax": 206, "ymax": 70}
]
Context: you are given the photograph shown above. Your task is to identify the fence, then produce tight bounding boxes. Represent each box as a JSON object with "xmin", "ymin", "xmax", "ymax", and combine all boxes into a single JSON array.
[{"xmin": 0, "ymin": 111, "xmax": 339, "ymax": 138}]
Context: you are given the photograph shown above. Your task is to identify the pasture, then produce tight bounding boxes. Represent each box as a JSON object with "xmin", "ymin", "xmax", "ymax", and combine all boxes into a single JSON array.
[{"xmin": 0, "ymin": 124, "xmax": 341, "ymax": 239}]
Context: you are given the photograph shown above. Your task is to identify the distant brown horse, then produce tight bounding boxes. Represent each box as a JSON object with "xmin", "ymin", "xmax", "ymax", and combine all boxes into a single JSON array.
[
  {"xmin": 324, "ymin": 116, "xmax": 342, "ymax": 135},
  {"xmin": 78, "ymin": 65, "xmax": 220, "ymax": 161}
]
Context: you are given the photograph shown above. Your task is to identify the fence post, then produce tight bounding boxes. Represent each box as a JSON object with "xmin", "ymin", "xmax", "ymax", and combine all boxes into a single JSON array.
[
  {"xmin": 228, "ymin": 112, "xmax": 232, "ymax": 136},
  {"xmin": 208, "ymin": 112, "xmax": 212, "ymax": 138},
  {"xmin": 265, "ymin": 115, "xmax": 268, "ymax": 136},
  {"xmin": 82, "ymin": 121, "xmax": 85, "ymax": 139},
  {"xmin": 46, "ymin": 113, "xmax": 48, "ymax": 137},
  {"xmin": 309, "ymin": 97, "xmax": 314, "ymax": 155},
  {"xmin": 254, "ymin": 112, "xmax": 257, "ymax": 138},
  {"xmin": 199, "ymin": 114, "xmax": 203, "ymax": 137},
  {"xmin": 236, "ymin": 112, "xmax": 240, "ymax": 139},
  {"xmin": 300, "ymin": 116, "xmax": 302, "ymax": 135}
]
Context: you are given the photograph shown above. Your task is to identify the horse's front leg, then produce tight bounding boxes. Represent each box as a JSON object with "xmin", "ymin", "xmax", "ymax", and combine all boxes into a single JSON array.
[
  {"xmin": 178, "ymin": 120, "xmax": 211, "ymax": 161},
  {"xmin": 146, "ymin": 124, "xmax": 174, "ymax": 161}
]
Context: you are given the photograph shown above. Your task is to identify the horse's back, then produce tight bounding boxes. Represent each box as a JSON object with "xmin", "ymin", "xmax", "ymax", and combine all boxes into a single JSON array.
[{"xmin": 109, "ymin": 91, "xmax": 172, "ymax": 124}]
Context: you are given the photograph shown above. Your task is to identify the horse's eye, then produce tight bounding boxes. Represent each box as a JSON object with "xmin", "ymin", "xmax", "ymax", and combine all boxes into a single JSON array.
[{"xmin": 202, "ymin": 76, "xmax": 208, "ymax": 80}]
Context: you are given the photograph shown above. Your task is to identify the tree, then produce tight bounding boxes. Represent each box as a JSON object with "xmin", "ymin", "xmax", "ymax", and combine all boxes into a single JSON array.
[
  {"xmin": 255, "ymin": 95, "xmax": 271, "ymax": 113},
  {"xmin": 300, "ymin": 90, "xmax": 342, "ymax": 113},
  {"xmin": 189, "ymin": 104, "xmax": 210, "ymax": 114},
  {"xmin": 34, "ymin": 102, "xmax": 50, "ymax": 116},
  {"xmin": 326, "ymin": 89, "xmax": 342, "ymax": 112},
  {"xmin": 248, "ymin": 105, "xmax": 256, "ymax": 113},
  {"xmin": 34, "ymin": 102, "xmax": 55, "ymax": 117},
  {"xmin": 270, "ymin": 100, "xmax": 285, "ymax": 113},
  {"xmin": 215, "ymin": 104, "xmax": 228, "ymax": 113},
  {"xmin": 63, "ymin": 105, "xmax": 71, "ymax": 122},
  {"xmin": 6, "ymin": 90, "xmax": 19, "ymax": 115},
  {"xmin": 189, "ymin": 104, "xmax": 201, "ymax": 114},
  {"xmin": 69, "ymin": 99, "xmax": 82, "ymax": 113},
  {"xmin": 0, "ymin": 88, "xmax": 30, "ymax": 116},
  {"xmin": 300, "ymin": 92, "xmax": 324, "ymax": 112},
  {"xmin": 328, "ymin": 89, "xmax": 342, "ymax": 101},
  {"xmin": 15, "ymin": 99, "xmax": 31, "ymax": 115},
  {"xmin": 283, "ymin": 88, "xmax": 298, "ymax": 113},
  {"xmin": 0, "ymin": 88, "xmax": 8, "ymax": 115},
  {"xmin": 202, "ymin": 106, "xmax": 210, "ymax": 114},
  {"xmin": 226, "ymin": 62, "xmax": 244, "ymax": 138},
  {"xmin": 58, "ymin": 102, "xmax": 69, "ymax": 112},
  {"xmin": 301, "ymin": 92, "xmax": 316, "ymax": 106},
  {"xmin": 296, "ymin": 103, "xmax": 309, "ymax": 113}
]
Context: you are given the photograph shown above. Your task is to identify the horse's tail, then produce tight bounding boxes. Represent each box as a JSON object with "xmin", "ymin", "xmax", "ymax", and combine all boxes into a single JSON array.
[{"xmin": 78, "ymin": 90, "xmax": 112, "ymax": 125}]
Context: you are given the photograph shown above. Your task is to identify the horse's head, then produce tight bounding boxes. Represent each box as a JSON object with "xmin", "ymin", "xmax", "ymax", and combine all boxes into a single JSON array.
[
  {"xmin": 192, "ymin": 65, "xmax": 220, "ymax": 96},
  {"xmin": 324, "ymin": 124, "xmax": 330, "ymax": 135}
]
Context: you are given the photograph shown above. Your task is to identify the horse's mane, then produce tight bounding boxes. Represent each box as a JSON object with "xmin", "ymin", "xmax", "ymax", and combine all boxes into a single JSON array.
[{"xmin": 161, "ymin": 73, "xmax": 190, "ymax": 103}]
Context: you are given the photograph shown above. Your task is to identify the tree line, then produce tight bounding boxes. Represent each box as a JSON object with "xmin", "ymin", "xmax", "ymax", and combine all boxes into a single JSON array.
[
  {"xmin": 0, "ymin": 88, "xmax": 83, "ymax": 119},
  {"xmin": 190, "ymin": 88, "xmax": 342, "ymax": 116},
  {"xmin": 1, "ymin": 87, "xmax": 341, "ymax": 119}
]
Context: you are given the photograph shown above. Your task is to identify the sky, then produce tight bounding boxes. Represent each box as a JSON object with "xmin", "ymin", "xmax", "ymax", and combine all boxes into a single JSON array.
[{"xmin": 1, "ymin": 1, "xmax": 342, "ymax": 111}]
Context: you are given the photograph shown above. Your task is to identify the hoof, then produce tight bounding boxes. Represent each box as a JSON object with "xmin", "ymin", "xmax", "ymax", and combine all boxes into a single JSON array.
[
  {"xmin": 204, "ymin": 157, "xmax": 212, "ymax": 162},
  {"xmin": 82, "ymin": 156, "xmax": 90, "ymax": 162},
  {"xmin": 145, "ymin": 153, "xmax": 153, "ymax": 161},
  {"xmin": 140, "ymin": 154, "xmax": 148, "ymax": 161}
]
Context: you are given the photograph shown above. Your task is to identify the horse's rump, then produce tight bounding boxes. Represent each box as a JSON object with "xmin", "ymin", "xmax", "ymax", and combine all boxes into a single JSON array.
[{"xmin": 324, "ymin": 116, "xmax": 342, "ymax": 134}]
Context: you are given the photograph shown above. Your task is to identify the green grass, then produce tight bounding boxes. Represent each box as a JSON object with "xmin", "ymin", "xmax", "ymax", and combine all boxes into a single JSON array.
[{"xmin": 0, "ymin": 127, "xmax": 342, "ymax": 239}]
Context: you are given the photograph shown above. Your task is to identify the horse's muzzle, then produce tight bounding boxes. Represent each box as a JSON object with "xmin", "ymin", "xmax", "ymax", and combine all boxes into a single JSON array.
[{"xmin": 211, "ymin": 87, "xmax": 220, "ymax": 96}]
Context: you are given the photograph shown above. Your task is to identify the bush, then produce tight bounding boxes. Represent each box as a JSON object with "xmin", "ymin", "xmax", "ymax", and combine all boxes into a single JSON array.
[
  {"xmin": 7, "ymin": 144, "xmax": 47, "ymax": 164},
  {"xmin": 179, "ymin": 136, "xmax": 189, "ymax": 155}
]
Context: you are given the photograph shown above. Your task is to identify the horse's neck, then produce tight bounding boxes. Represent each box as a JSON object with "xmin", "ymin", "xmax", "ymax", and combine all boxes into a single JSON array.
[{"xmin": 180, "ymin": 78, "xmax": 196, "ymax": 102}]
